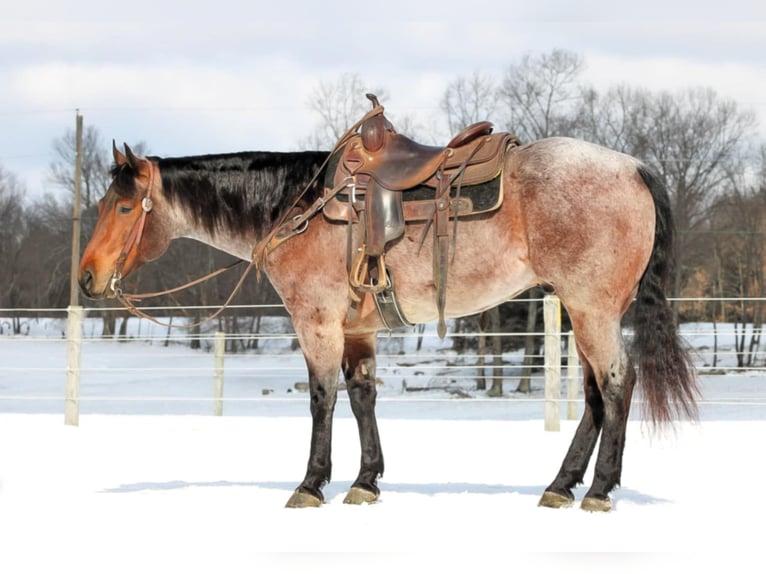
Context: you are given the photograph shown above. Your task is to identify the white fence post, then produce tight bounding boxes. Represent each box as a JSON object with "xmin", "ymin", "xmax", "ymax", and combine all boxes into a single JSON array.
[
  {"xmin": 567, "ymin": 330, "xmax": 579, "ymax": 420},
  {"xmin": 543, "ymin": 295, "xmax": 561, "ymax": 431},
  {"xmin": 64, "ymin": 305, "xmax": 83, "ymax": 427},
  {"xmin": 213, "ymin": 331, "xmax": 225, "ymax": 416}
]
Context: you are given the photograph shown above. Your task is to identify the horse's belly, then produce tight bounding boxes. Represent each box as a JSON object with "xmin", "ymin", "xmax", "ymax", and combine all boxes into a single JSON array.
[{"xmin": 380, "ymin": 222, "xmax": 536, "ymax": 325}]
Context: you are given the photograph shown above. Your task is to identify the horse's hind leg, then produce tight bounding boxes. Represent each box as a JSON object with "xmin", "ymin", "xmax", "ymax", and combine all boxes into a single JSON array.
[
  {"xmin": 581, "ymin": 338, "xmax": 635, "ymax": 511},
  {"xmin": 539, "ymin": 357, "xmax": 603, "ymax": 508},
  {"xmin": 540, "ymin": 313, "xmax": 636, "ymax": 512},
  {"xmin": 342, "ymin": 333, "xmax": 384, "ymax": 504}
]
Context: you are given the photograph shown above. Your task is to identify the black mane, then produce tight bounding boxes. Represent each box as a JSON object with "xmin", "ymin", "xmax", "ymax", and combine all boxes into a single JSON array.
[{"xmin": 155, "ymin": 151, "xmax": 328, "ymax": 237}]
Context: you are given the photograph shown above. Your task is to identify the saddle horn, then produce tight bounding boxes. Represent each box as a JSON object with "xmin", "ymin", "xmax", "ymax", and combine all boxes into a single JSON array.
[{"xmin": 366, "ymin": 93, "xmax": 381, "ymax": 108}]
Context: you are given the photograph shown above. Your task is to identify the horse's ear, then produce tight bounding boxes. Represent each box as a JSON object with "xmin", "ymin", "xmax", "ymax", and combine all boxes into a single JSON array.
[
  {"xmin": 124, "ymin": 143, "xmax": 141, "ymax": 170},
  {"xmin": 113, "ymin": 140, "xmax": 127, "ymax": 166},
  {"xmin": 123, "ymin": 143, "xmax": 153, "ymax": 189}
]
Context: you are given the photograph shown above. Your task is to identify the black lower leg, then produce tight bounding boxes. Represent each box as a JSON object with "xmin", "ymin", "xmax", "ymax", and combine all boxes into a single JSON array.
[
  {"xmin": 296, "ymin": 376, "xmax": 337, "ymax": 501},
  {"xmin": 585, "ymin": 366, "xmax": 635, "ymax": 501},
  {"xmin": 344, "ymin": 338, "xmax": 384, "ymax": 495},
  {"xmin": 545, "ymin": 376, "xmax": 603, "ymax": 499},
  {"xmin": 347, "ymin": 372, "xmax": 384, "ymax": 493}
]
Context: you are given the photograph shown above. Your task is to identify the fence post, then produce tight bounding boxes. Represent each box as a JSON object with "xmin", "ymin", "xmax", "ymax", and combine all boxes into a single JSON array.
[
  {"xmin": 213, "ymin": 331, "xmax": 225, "ymax": 416},
  {"xmin": 567, "ymin": 330, "xmax": 579, "ymax": 420},
  {"xmin": 543, "ymin": 295, "xmax": 561, "ymax": 431},
  {"xmin": 64, "ymin": 305, "xmax": 83, "ymax": 427}
]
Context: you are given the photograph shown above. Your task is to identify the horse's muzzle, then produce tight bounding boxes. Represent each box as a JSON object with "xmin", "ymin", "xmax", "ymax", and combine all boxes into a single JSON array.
[
  {"xmin": 78, "ymin": 269, "xmax": 97, "ymax": 299},
  {"xmin": 78, "ymin": 269, "xmax": 115, "ymax": 300}
]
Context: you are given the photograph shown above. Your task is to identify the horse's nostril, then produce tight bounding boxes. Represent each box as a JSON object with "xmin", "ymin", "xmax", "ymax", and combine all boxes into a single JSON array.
[{"xmin": 79, "ymin": 269, "xmax": 94, "ymax": 297}]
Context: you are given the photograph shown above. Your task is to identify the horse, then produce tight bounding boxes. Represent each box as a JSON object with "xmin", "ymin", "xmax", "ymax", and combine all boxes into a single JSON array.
[{"xmin": 78, "ymin": 128, "xmax": 699, "ymax": 511}]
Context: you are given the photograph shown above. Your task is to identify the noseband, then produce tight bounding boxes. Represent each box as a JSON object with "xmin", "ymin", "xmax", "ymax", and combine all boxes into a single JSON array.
[{"xmin": 110, "ymin": 163, "xmax": 156, "ymax": 297}]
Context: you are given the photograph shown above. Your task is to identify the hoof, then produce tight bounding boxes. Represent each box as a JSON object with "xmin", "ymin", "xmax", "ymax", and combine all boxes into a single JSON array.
[
  {"xmin": 343, "ymin": 486, "xmax": 379, "ymax": 505},
  {"xmin": 285, "ymin": 490, "xmax": 323, "ymax": 508},
  {"xmin": 538, "ymin": 490, "xmax": 574, "ymax": 509},
  {"xmin": 581, "ymin": 496, "xmax": 612, "ymax": 512}
]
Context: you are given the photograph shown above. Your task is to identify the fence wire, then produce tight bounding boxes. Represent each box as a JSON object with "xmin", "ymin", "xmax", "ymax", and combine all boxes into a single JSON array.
[{"xmin": 2, "ymin": 298, "xmax": 766, "ymax": 412}]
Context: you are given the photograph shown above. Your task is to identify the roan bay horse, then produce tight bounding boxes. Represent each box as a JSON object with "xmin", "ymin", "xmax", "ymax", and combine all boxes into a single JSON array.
[{"xmin": 78, "ymin": 113, "xmax": 698, "ymax": 511}]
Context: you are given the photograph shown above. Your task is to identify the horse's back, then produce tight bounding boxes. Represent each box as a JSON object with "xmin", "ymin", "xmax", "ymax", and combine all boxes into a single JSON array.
[{"xmin": 506, "ymin": 137, "xmax": 656, "ymax": 313}]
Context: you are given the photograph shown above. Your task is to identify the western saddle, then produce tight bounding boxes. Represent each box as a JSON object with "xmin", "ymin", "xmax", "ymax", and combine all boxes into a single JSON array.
[{"xmin": 323, "ymin": 94, "xmax": 518, "ymax": 337}]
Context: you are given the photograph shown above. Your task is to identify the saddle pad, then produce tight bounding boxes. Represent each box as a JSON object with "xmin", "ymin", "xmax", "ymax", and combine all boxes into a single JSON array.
[
  {"xmin": 323, "ymin": 172, "xmax": 503, "ymax": 223},
  {"xmin": 322, "ymin": 138, "xmax": 510, "ymax": 223}
]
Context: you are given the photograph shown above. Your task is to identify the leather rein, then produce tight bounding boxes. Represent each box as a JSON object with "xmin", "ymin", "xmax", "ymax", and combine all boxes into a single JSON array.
[
  {"xmin": 109, "ymin": 161, "xmax": 258, "ymax": 329},
  {"xmin": 109, "ymin": 105, "xmax": 384, "ymax": 329}
]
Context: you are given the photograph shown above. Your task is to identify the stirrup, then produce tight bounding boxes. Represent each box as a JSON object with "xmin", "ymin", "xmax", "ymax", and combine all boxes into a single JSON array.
[{"xmin": 349, "ymin": 247, "xmax": 390, "ymax": 294}]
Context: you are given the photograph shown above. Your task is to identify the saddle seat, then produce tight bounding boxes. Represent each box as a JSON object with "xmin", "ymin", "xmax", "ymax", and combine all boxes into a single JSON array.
[{"xmin": 353, "ymin": 119, "xmax": 495, "ymax": 191}]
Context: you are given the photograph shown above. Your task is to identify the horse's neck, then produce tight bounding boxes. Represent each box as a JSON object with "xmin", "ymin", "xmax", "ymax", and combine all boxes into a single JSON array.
[
  {"xmin": 159, "ymin": 151, "xmax": 326, "ymax": 263},
  {"xmin": 166, "ymin": 196, "xmax": 261, "ymax": 262},
  {"xmin": 184, "ymin": 227, "xmax": 259, "ymax": 262}
]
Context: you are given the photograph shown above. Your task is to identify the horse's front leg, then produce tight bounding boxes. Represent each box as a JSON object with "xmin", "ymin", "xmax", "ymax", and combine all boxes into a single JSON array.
[
  {"xmin": 285, "ymin": 319, "xmax": 345, "ymax": 509},
  {"xmin": 342, "ymin": 333, "xmax": 384, "ymax": 504}
]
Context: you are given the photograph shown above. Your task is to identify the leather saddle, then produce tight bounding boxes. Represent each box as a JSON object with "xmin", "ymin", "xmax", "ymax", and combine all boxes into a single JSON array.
[{"xmin": 323, "ymin": 94, "xmax": 518, "ymax": 337}]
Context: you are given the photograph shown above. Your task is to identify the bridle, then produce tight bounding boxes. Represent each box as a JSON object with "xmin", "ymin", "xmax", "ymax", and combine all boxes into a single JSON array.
[
  {"xmin": 106, "ymin": 103, "xmax": 384, "ymax": 329},
  {"xmin": 109, "ymin": 161, "xmax": 156, "ymax": 298},
  {"xmin": 108, "ymin": 160, "xmax": 253, "ymax": 329}
]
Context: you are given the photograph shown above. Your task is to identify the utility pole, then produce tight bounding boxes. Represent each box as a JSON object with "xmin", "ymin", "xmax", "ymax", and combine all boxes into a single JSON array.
[
  {"xmin": 69, "ymin": 110, "xmax": 83, "ymax": 305},
  {"xmin": 65, "ymin": 110, "xmax": 84, "ymax": 427}
]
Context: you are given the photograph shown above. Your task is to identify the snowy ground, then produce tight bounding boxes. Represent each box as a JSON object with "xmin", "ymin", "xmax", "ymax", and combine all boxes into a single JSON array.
[{"xmin": 1, "ymin": 316, "xmax": 765, "ymax": 570}]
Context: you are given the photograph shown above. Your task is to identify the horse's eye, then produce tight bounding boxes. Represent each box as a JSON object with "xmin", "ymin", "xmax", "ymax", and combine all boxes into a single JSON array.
[{"xmin": 117, "ymin": 205, "xmax": 134, "ymax": 215}]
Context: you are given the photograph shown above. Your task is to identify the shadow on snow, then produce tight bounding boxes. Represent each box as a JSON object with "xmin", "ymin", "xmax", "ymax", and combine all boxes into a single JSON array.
[{"xmin": 100, "ymin": 480, "xmax": 671, "ymax": 506}]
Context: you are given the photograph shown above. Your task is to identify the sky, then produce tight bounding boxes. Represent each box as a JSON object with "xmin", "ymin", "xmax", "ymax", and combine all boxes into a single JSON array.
[{"xmin": 2, "ymin": 1, "xmax": 766, "ymax": 201}]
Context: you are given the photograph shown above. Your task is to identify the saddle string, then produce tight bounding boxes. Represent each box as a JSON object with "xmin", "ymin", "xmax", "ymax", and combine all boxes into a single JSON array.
[
  {"xmin": 449, "ymin": 135, "xmax": 488, "ymax": 262},
  {"xmin": 413, "ymin": 136, "xmax": 488, "ymax": 257}
]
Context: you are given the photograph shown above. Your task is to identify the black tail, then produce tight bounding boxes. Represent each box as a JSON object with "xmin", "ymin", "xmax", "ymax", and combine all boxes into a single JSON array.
[{"xmin": 632, "ymin": 165, "xmax": 700, "ymax": 425}]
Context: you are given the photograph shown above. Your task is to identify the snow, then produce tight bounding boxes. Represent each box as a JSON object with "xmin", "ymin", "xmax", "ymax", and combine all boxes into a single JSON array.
[{"xmin": 1, "ymin": 315, "xmax": 765, "ymax": 570}]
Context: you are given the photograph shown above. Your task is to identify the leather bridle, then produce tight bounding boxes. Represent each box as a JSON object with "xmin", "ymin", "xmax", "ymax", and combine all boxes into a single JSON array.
[
  {"xmin": 106, "ymin": 104, "xmax": 383, "ymax": 329},
  {"xmin": 107, "ymin": 160, "xmax": 255, "ymax": 329},
  {"xmin": 110, "ymin": 161, "xmax": 156, "ymax": 298}
]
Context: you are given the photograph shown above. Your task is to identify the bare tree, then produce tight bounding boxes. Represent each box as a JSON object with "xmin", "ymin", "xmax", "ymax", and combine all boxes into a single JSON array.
[
  {"xmin": 14, "ymin": 193, "xmax": 72, "ymax": 309},
  {"xmin": 705, "ymin": 145, "xmax": 766, "ymax": 366},
  {"xmin": 301, "ymin": 73, "xmax": 389, "ymax": 149},
  {"xmin": 497, "ymin": 48, "xmax": 584, "ymax": 141},
  {"xmin": 441, "ymin": 71, "xmax": 497, "ymax": 133},
  {"xmin": 48, "ymin": 125, "xmax": 111, "ymax": 210},
  {"xmin": 643, "ymin": 88, "xmax": 755, "ymax": 299},
  {"xmin": 572, "ymin": 84, "xmax": 653, "ymax": 153},
  {"xmin": 0, "ymin": 165, "xmax": 26, "ymax": 322}
]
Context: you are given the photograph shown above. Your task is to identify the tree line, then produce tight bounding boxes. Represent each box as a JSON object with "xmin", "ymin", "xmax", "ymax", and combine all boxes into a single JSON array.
[{"xmin": 2, "ymin": 48, "xmax": 765, "ymax": 366}]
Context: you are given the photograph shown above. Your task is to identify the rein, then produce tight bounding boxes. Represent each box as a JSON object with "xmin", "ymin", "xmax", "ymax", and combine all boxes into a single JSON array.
[
  {"xmin": 116, "ymin": 260, "xmax": 255, "ymax": 329},
  {"xmin": 110, "ymin": 161, "xmax": 256, "ymax": 329},
  {"xmin": 109, "ymin": 104, "xmax": 385, "ymax": 329}
]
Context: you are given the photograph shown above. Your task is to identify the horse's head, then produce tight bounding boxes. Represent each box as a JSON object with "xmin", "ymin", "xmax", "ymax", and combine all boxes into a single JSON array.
[{"xmin": 78, "ymin": 143, "xmax": 174, "ymax": 299}]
